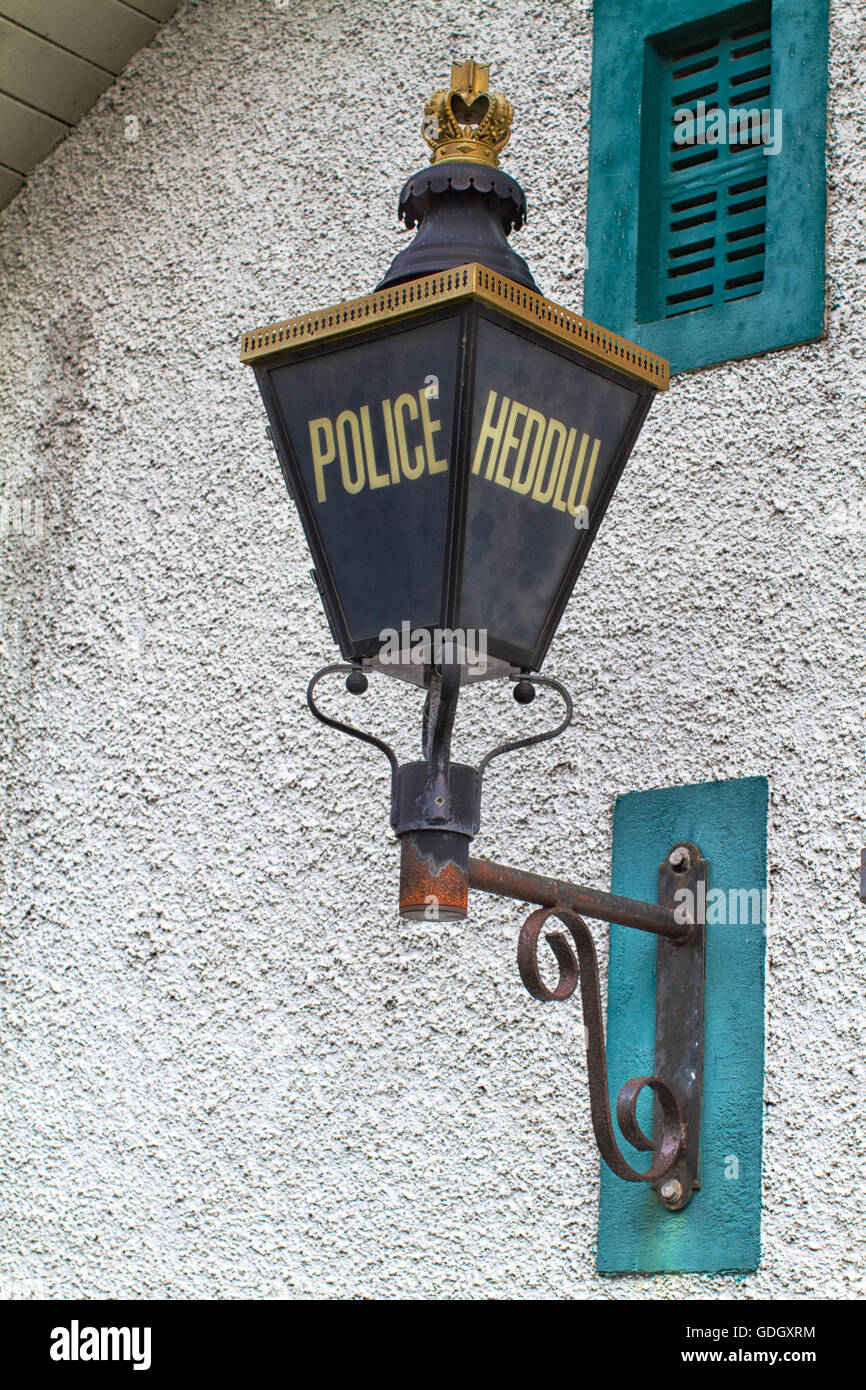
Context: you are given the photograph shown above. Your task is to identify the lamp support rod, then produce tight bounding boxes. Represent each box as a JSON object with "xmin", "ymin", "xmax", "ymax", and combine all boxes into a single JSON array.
[{"xmin": 467, "ymin": 856, "xmax": 689, "ymax": 941}]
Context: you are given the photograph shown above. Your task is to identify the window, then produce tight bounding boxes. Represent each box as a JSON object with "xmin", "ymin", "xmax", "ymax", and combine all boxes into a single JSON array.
[{"xmin": 585, "ymin": 0, "xmax": 829, "ymax": 374}]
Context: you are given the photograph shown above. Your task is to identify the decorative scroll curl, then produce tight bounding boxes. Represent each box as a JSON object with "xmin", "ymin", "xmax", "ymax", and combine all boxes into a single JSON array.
[
  {"xmin": 517, "ymin": 907, "xmax": 683, "ymax": 1183},
  {"xmin": 476, "ymin": 674, "xmax": 573, "ymax": 782},
  {"xmin": 306, "ymin": 664, "xmax": 399, "ymax": 777}
]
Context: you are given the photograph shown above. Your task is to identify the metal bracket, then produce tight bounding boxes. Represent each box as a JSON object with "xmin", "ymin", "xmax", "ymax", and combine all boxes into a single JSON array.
[
  {"xmin": 305, "ymin": 657, "xmax": 708, "ymax": 1207},
  {"xmin": 470, "ymin": 840, "xmax": 706, "ymax": 1206},
  {"xmin": 653, "ymin": 841, "xmax": 706, "ymax": 1212}
]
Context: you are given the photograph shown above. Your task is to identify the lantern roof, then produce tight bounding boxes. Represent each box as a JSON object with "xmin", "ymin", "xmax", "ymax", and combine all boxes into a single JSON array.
[{"xmin": 240, "ymin": 262, "xmax": 669, "ymax": 393}]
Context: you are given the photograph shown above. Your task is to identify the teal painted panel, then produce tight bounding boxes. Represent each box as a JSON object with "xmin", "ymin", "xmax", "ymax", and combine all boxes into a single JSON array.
[
  {"xmin": 585, "ymin": 0, "xmax": 829, "ymax": 373},
  {"xmin": 596, "ymin": 777, "xmax": 768, "ymax": 1274}
]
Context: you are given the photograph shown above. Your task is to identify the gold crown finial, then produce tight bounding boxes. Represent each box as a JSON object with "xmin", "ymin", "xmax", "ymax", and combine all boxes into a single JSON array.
[
  {"xmin": 450, "ymin": 59, "xmax": 488, "ymax": 95},
  {"xmin": 422, "ymin": 58, "xmax": 513, "ymax": 168}
]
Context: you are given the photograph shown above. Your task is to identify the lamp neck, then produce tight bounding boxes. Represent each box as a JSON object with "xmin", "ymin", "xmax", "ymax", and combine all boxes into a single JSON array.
[{"xmin": 376, "ymin": 161, "xmax": 537, "ymax": 291}]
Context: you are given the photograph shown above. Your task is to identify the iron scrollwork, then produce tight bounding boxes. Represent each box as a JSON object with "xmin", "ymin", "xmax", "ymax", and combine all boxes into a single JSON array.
[{"xmin": 517, "ymin": 906, "xmax": 684, "ymax": 1184}]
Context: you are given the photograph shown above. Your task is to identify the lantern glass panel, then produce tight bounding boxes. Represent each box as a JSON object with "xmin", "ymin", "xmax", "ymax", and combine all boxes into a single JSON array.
[
  {"xmin": 263, "ymin": 311, "xmax": 462, "ymax": 655},
  {"xmin": 459, "ymin": 313, "xmax": 645, "ymax": 668}
]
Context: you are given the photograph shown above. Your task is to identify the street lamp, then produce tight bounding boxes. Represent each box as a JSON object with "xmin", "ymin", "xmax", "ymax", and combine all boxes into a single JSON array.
[{"xmin": 242, "ymin": 61, "xmax": 704, "ymax": 1210}]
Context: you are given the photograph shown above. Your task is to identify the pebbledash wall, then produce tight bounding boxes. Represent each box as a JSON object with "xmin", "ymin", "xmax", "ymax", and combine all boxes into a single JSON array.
[{"xmin": 0, "ymin": 0, "xmax": 863, "ymax": 1300}]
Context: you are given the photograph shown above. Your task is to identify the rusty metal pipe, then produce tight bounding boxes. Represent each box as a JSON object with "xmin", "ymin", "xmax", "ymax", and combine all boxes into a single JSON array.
[
  {"xmin": 467, "ymin": 856, "xmax": 688, "ymax": 940},
  {"xmin": 400, "ymin": 830, "xmax": 470, "ymax": 920}
]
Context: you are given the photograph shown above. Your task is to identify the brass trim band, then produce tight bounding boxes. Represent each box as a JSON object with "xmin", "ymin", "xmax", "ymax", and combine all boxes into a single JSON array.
[
  {"xmin": 472, "ymin": 267, "xmax": 669, "ymax": 389},
  {"xmin": 240, "ymin": 263, "xmax": 669, "ymax": 390}
]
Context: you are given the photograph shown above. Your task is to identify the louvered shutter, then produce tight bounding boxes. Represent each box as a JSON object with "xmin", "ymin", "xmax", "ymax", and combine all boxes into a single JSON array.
[{"xmin": 648, "ymin": 3, "xmax": 772, "ymax": 320}]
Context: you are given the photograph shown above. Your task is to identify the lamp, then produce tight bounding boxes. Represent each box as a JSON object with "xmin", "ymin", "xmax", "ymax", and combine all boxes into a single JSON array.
[{"xmin": 242, "ymin": 61, "xmax": 705, "ymax": 1212}]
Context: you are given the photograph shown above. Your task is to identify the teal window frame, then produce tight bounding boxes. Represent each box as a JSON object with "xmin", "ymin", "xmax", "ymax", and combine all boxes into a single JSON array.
[{"xmin": 585, "ymin": 0, "xmax": 829, "ymax": 374}]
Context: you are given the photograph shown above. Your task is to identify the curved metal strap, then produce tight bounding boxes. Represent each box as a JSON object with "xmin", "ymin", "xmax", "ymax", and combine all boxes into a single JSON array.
[
  {"xmin": 425, "ymin": 659, "xmax": 460, "ymax": 773},
  {"xmin": 306, "ymin": 664, "xmax": 399, "ymax": 778},
  {"xmin": 517, "ymin": 906, "xmax": 683, "ymax": 1183},
  {"xmin": 418, "ymin": 658, "xmax": 462, "ymax": 818},
  {"xmin": 477, "ymin": 675, "xmax": 573, "ymax": 782}
]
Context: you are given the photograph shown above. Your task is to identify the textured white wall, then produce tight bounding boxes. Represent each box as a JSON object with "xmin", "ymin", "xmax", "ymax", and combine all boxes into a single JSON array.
[{"xmin": 1, "ymin": 0, "xmax": 864, "ymax": 1299}]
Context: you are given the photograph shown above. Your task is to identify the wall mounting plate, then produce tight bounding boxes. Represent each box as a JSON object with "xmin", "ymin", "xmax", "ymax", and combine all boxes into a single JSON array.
[{"xmin": 597, "ymin": 777, "xmax": 768, "ymax": 1275}]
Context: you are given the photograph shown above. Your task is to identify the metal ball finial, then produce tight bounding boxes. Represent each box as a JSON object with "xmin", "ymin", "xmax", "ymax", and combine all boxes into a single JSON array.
[{"xmin": 513, "ymin": 677, "xmax": 536, "ymax": 705}]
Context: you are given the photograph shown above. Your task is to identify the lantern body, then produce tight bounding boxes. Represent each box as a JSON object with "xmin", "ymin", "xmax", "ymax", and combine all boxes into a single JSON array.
[{"xmin": 244, "ymin": 264, "xmax": 668, "ymax": 684}]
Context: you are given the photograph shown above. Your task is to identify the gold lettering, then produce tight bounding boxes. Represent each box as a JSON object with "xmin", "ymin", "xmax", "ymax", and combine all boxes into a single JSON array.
[
  {"xmin": 532, "ymin": 418, "xmax": 567, "ymax": 503},
  {"xmin": 495, "ymin": 403, "xmax": 528, "ymax": 487},
  {"xmin": 564, "ymin": 433, "xmax": 589, "ymax": 515},
  {"xmin": 510, "ymin": 408, "xmax": 546, "ymax": 495},
  {"xmin": 309, "ymin": 417, "xmax": 336, "ymax": 503},
  {"xmin": 360, "ymin": 405, "xmax": 389, "ymax": 489},
  {"xmin": 335, "ymin": 409, "xmax": 365, "ymax": 495},
  {"xmin": 313, "ymin": 390, "xmax": 602, "ymax": 511},
  {"xmin": 552, "ymin": 428, "xmax": 578, "ymax": 511},
  {"xmin": 575, "ymin": 436, "xmax": 601, "ymax": 512},
  {"xmin": 565, "ymin": 434, "xmax": 601, "ymax": 515},
  {"xmin": 418, "ymin": 389, "xmax": 447, "ymax": 474},
  {"xmin": 381, "ymin": 399, "xmax": 401, "ymax": 484},
  {"xmin": 394, "ymin": 392, "xmax": 425, "ymax": 480},
  {"xmin": 471, "ymin": 390, "xmax": 511, "ymax": 479}
]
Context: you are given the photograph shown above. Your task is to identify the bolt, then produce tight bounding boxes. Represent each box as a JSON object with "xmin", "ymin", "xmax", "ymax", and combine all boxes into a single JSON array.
[
  {"xmin": 668, "ymin": 846, "xmax": 690, "ymax": 871},
  {"xmin": 660, "ymin": 1178, "xmax": 683, "ymax": 1202},
  {"xmin": 434, "ymin": 796, "xmax": 445, "ymax": 806}
]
